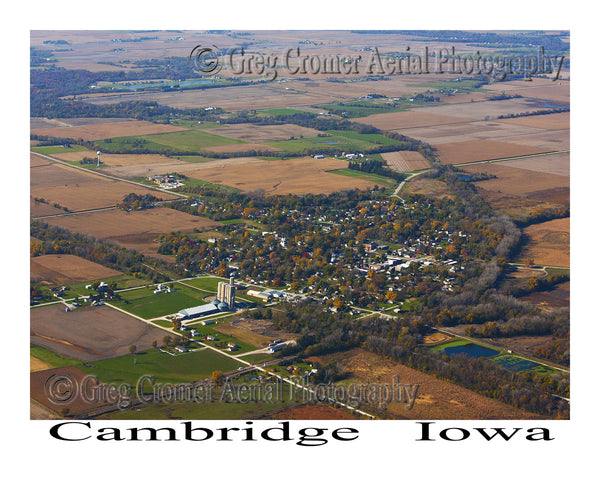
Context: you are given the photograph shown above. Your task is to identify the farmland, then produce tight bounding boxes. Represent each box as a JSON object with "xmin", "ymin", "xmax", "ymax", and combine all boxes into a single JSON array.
[
  {"xmin": 518, "ymin": 217, "xmax": 570, "ymax": 268},
  {"xmin": 433, "ymin": 139, "xmax": 552, "ymax": 165},
  {"xmin": 30, "ymin": 304, "xmax": 167, "ymax": 361},
  {"xmin": 184, "ymin": 156, "xmax": 384, "ymax": 195},
  {"xmin": 30, "ymin": 254, "xmax": 121, "ymax": 284},
  {"xmin": 31, "ymin": 120, "xmax": 188, "ymax": 141},
  {"xmin": 44, "ymin": 207, "xmax": 220, "ymax": 255},
  {"xmin": 30, "ymin": 154, "xmax": 179, "ymax": 212}
]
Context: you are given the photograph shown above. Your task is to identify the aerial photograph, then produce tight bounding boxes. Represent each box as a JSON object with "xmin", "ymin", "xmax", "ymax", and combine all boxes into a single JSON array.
[{"xmin": 29, "ymin": 29, "xmax": 570, "ymax": 423}]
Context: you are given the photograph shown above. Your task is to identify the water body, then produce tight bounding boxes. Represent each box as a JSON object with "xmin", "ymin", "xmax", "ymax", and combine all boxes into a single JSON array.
[{"xmin": 441, "ymin": 343, "xmax": 498, "ymax": 359}]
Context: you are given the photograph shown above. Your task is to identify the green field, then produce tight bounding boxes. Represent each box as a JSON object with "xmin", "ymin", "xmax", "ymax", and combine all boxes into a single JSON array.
[
  {"xmin": 31, "ymin": 145, "xmax": 87, "ymax": 154},
  {"xmin": 88, "ymin": 347, "xmax": 243, "ymax": 386},
  {"xmin": 96, "ymin": 129, "xmax": 245, "ymax": 153},
  {"xmin": 329, "ymin": 169, "xmax": 398, "ymax": 188},
  {"xmin": 141, "ymin": 130, "xmax": 246, "ymax": 151},
  {"xmin": 180, "ymin": 276, "xmax": 225, "ymax": 293},
  {"xmin": 315, "ymin": 101, "xmax": 406, "ymax": 118},
  {"xmin": 265, "ymin": 130, "xmax": 403, "ymax": 154},
  {"xmin": 30, "ymin": 344, "xmax": 82, "ymax": 369},
  {"xmin": 110, "ymin": 283, "xmax": 210, "ymax": 319}
]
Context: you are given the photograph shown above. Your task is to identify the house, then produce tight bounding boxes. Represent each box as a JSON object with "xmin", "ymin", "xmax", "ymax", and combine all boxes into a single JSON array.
[{"xmin": 175, "ymin": 346, "xmax": 188, "ymax": 353}]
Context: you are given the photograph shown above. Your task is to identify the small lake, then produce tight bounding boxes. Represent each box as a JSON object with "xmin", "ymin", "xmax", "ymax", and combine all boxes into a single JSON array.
[{"xmin": 441, "ymin": 343, "xmax": 498, "ymax": 359}]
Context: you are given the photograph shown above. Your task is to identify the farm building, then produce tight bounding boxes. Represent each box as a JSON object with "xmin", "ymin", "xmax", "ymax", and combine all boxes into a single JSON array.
[{"xmin": 177, "ymin": 304, "xmax": 219, "ymax": 320}]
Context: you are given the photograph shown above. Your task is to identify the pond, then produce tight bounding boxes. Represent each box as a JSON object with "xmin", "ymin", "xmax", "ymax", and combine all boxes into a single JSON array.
[{"xmin": 441, "ymin": 343, "xmax": 498, "ymax": 359}]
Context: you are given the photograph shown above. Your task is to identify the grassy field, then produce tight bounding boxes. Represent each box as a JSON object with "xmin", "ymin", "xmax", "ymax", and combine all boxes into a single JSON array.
[
  {"xmin": 30, "ymin": 344, "xmax": 83, "ymax": 369},
  {"xmin": 96, "ymin": 129, "xmax": 245, "ymax": 153},
  {"xmin": 31, "ymin": 145, "xmax": 88, "ymax": 154},
  {"xmin": 329, "ymin": 169, "xmax": 398, "ymax": 188},
  {"xmin": 88, "ymin": 347, "xmax": 243, "ymax": 385},
  {"xmin": 315, "ymin": 101, "xmax": 406, "ymax": 118},
  {"xmin": 111, "ymin": 283, "xmax": 210, "ymax": 319},
  {"xmin": 265, "ymin": 130, "xmax": 403, "ymax": 153}
]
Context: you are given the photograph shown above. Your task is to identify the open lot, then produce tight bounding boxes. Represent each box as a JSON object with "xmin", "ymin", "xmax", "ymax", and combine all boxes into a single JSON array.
[
  {"xmin": 518, "ymin": 217, "xmax": 570, "ymax": 268},
  {"xmin": 30, "ymin": 120, "xmax": 188, "ymax": 141},
  {"xmin": 30, "ymin": 304, "xmax": 167, "ymax": 361},
  {"xmin": 30, "ymin": 254, "xmax": 121, "ymax": 284},
  {"xmin": 185, "ymin": 156, "xmax": 383, "ymax": 195}
]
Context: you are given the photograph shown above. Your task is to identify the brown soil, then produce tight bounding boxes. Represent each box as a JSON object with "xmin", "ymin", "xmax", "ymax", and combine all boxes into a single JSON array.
[{"xmin": 30, "ymin": 304, "xmax": 167, "ymax": 361}]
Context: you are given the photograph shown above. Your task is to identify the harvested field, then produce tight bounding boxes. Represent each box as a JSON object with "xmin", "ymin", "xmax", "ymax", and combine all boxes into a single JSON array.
[
  {"xmin": 382, "ymin": 151, "xmax": 430, "ymax": 172},
  {"xmin": 460, "ymin": 163, "xmax": 570, "ymax": 197},
  {"xmin": 398, "ymin": 120, "xmax": 542, "ymax": 145},
  {"xmin": 499, "ymin": 129, "xmax": 570, "ymax": 150},
  {"xmin": 30, "ymin": 304, "xmax": 167, "ymax": 361},
  {"xmin": 30, "ymin": 120, "xmax": 189, "ymax": 141},
  {"xmin": 434, "ymin": 140, "xmax": 553, "ymax": 165},
  {"xmin": 315, "ymin": 348, "xmax": 541, "ymax": 419},
  {"xmin": 30, "ymin": 153, "xmax": 53, "ymax": 167},
  {"xmin": 53, "ymin": 150, "xmax": 179, "ymax": 167},
  {"xmin": 501, "ymin": 152, "xmax": 569, "ymax": 177},
  {"xmin": 354, "ymin": 111, "xmax": 469, "ymax": 130},
  {"xmin": 518, "ymin": 217, "xmax": 570, "ymax": 268},
  {"xmin": 31, "ymin": 117, "xmax": 137, "ymax": 129},
  {"xmin": 30, "ymin": 157, "xmax": 179, "ymax": 211},
  {"xmin": 485, "ymin": 79, "xmax": 570, "ymax": 103},
  {"xmin": 81, "ymin": 84, "xmax": 328, "ymax": 111},
  {"xmin": 30, "ymin": 254, "xmax": 121, "ymax": 284},
  {"xmin": 497, "ymin": 111, "xmax": 570, "ymax": 130},
  {"xmin": 185, "ymin": 157, "xmax": 381, "ymax": 195},
  {"xmin": 44, "ymin": 208, "xmax": 220, "ymax": 249},
  {"xmin": 417, "ymin": 97, "xmax": 552, "ymax": 121},
  {"xmin": 203, "ymin": 123, "xmax": 323, "ymax": 142},
  {"xmin": 31, "ymin": 366, "xmax": 121, "ymax": 417},
  {"xmin": 30, "ymin": 197, "xmax": 64, "ymax": 218},
  {"xmin": 260, "ymin": 403, "xmax": 357, "ymax": 420}
]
